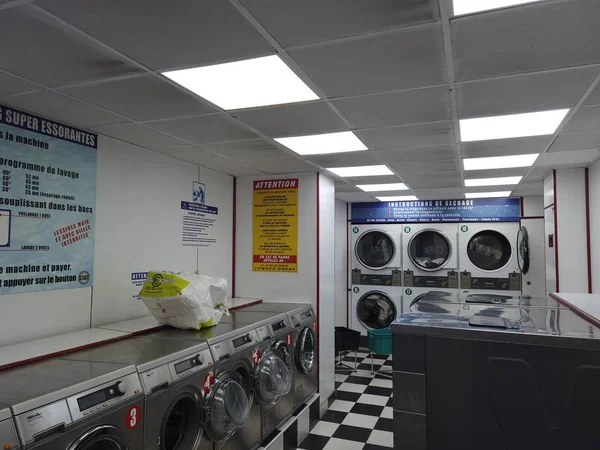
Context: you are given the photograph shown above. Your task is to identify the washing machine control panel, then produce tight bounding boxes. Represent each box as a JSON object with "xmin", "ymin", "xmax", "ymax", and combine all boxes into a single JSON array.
[
  {"xmin": 211, "ymin": 330, "xmax": 260, "ymax": 361},
  {"xmin": 291, "ymin": 307, "xmax": 315, "ymax": 327},
  {"xmin": 169, "ymin": 347, "xmax": 213, "ymax": 382},
  {"xmin": 67, "ymin": 372, "xmax": 142, "ymax": 422},
  {"xmin": 256, "ymin": 316, "xmax": 292, "ymax": 341}
]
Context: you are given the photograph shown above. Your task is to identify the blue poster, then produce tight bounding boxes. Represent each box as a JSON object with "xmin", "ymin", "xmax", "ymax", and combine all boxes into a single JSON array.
[
  {"xmin": 0, "ymin": 103, "xmax": 97, "ymax": 294},
  {"xmin": 352, "ymin": 198, "xmax": 521, "ymax": 224}
]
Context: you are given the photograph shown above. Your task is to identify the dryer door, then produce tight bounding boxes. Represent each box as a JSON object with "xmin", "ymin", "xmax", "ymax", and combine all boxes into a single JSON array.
[
  {"xmin": 466, "ymin": 230, "xmax": 512, "ymax": 271},
  {"xmin": 295, "ymin": 327, "xmax": 316, "ymax": 375},
  {"xmin": 204, "ymin": 374, "xmax": 250, "ymax": 443},
  {"xmin": 255, "ymin": 350, "xmax": 292, "ymax": 406},
  {"xmin": 517, "ymin": 226, "xmax": 530, "ymax": 275},
  {"xmin": 408, "ymin": 230, "xmax": 452, "ymax": 271},
  {"xmin": 357, "ymin": 291, "xmax": 397, "ymax": 330},
  {"xmin": 67, "ymin": 425, "xmax": 128, "ymax": 450},
  {"xmin": 355, "ymin": 230, "xmax": 396, "ymax": 270}
]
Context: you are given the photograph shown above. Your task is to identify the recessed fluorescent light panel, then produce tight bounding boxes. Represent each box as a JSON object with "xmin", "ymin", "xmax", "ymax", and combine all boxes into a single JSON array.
[
  {"xmin": 460, "ymin": 109, "xmax": 569, "ymax": 142},
  {"xmin": 377, "ymin": 196, "xmax": 418, "ymax": 202},
  {"xmin": 162, "ymin": 55, "xmax": 318, "ymax": 110},
  {"xmin": 357, "ymin": 183, "xmax": 408, "ymax": 192},
  {"xmin": 465, "ymin": 176, "xmax": 522, "ymax": 187},
  {"xmin": 453, "ymin": 0, "xmax": 544, "ymax": 16},
  {"xmin": 275, "ymin": 132, "xmax": 367, "ymax": 155},
  {"xmin": 463, "ymin": 154, "xmax": 538, "ymax": 171},
  {"xmin": 466, "ymin": 191, "xmax": 512, "ymax": 199},
  {"xmin": 327, "ymin": 165, "xmax": 393, "ymax": 177}
]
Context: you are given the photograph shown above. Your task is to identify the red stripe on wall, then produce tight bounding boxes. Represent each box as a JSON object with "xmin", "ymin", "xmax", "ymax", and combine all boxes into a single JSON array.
[
  {"xmin": 553, "ymin": 170, "xmax": 560, "ymax": 292},
  {"xmin": 232, "ymin": 177, "xmax": 237, "ymax": 298},
  {"xmin": 585, "ymin": 168, "xmax": 592, "ymax": 293},
  {"xmin": 316, "ymin": 173, "xmax": 320, "ymax": 393},
  {"xmin": 346, "ymin": 203, "xmax": 350, "ymax": 328}
]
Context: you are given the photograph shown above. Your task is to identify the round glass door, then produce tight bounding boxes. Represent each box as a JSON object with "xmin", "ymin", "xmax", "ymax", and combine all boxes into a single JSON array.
[
  {"xmin": 255, "ymin": 351, "xmax": 292, "ymax": 406},
  {"xmin": 356, "ymin": 292, "xmax": 397, "ymax": 329},
  {"xmin": 355, "ymin": 230, "xmax": 395, "ymax": 270},
  {"xmin": 517, "ymin": 226, "xmax": 530, "ymax": 275},
  {"xmin": 467, "ymin": 230, "xmax": 512, "ymax": 271},
  {"xmin": 272, "ymin": 340, "xmax": 290, "ymax": 366},
  {"xmin": 68, "ymin": 426, "xmax": 127, "ymax": 450},
  {"xmin": 162, "ymin": 395, "xmax": 201, "ymax": 450},
  {"xmin": 408, "ymin": 230, "xmax": 452, "ymax": 271},
  {"xmin": 205, "ymin": 376, "xmax": 250, "ymax": 443},
  {"xmin": 296, "ymin": 328, "xmax": 316, "ymax": 375}
]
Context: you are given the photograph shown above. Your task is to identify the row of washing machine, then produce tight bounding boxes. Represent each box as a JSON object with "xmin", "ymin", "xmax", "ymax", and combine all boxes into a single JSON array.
[
  {"xmin": 350, "ymin": 222, "xmax": 530, "ymax": 335},
  {"xmin": 0, "ymin": 303, "xmax": 318, "ymax": 450}
]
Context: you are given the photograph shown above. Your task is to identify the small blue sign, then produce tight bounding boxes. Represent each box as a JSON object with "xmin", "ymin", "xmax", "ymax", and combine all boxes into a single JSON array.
[
  {"xmin": 351, "ymin": 198, "xmax": 521, "ymax": 224},
  {"xmin": 181, "ymin": 201, "xmax": 218, "ymax": 215}
]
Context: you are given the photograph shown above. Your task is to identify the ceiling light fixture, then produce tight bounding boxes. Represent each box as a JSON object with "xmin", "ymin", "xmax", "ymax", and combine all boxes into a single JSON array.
[
  {"xmin": 327, "ymin": 165, "xmax": 393, "ymax": 177},
  {"xmin": 463, "ymin": 154, "xmax": 539, "ymax": 171},
  {"xmin": 377, "ymin": 196, "xmax": 418, "ymax": 202},
  {"xmin": 459, "ymin": 109, "xmax": 569, "ymax": 142},
  {"xmin": 357, "ymin": 183, "xmax": 408, "ymax": 192},
  {"xmin": 453, "ymin": 0, "xmax": 545, "ymax": 16},
  {"xmin": 162, "ymin": 55, "xmax": 318, "ymax": 110},
  {"xmin": 465, "ymin": 191, "xmax": 512, "ymax": 199},
  {"xmin": 464, "ymin": 176, "xmax": 523, "ymax": 187},
  {"xmin": 275, "ymin": 131, "xmax": 367, "ymax": 155}
]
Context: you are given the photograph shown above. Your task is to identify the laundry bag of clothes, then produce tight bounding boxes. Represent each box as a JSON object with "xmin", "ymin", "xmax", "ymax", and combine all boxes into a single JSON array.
[{"xmin": 139, "ymin": 271, "xmax": 229, "ymax": 329}]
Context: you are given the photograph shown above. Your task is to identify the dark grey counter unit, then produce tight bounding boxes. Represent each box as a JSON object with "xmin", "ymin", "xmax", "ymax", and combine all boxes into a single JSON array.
[{"xmin": 392, "ymin": 302, "xmax": 600, "ymax": 450}]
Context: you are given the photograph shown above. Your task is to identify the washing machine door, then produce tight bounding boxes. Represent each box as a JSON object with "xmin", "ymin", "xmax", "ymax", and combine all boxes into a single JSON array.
[
  {"xmin": 161, "ymin": 392, "xmax": 203, "ymax": 450},
  {"xmin": 357, "ymin": 291, "xmax": 397, "ymax": 330},
  {"xmin": 67, "ymin": 425, "xmax": 128, "ymax": 450},
  {"xmin": 355, "ymin": 230, "xmax": 396, "ymax": 270},
  {"xmin": 204, "ymin": 373, "xmax": 250, "ymax": 443},
  {"xmin": 295, "ymin": 327, "xmax": 316, "ymax": 375},
  {"xmin": 517, "ymin": 226, "xmax": 530, "ymax": 275},
  {"xmin": 466, "ymin": 230, "xmax": 512, "ymax": 271},
  {"xmin": 254, "ymin": 349, "xmax": 292, "ymax": 406},
  {"xmin": 408, "ymin": 230, "xmax": 452, "ymax": 271}
]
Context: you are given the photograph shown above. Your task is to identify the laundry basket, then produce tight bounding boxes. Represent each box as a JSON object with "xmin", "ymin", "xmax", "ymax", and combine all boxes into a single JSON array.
[
  {"xmin": 335, "ymin": 326, "xmax": 361, "ymax": 372},
  {"xmin": 367, "ymin": 328, "xmax": 392, "ymax": 378}
]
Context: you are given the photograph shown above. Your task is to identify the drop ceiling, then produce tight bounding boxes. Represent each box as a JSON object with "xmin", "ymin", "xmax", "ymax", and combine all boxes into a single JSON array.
[{"xmin": 0, "ymin": 0, "xmax": 598, "ymax": 202}]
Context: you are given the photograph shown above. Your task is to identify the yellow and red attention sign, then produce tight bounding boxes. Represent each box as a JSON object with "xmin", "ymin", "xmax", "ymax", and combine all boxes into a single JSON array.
[{"xmin": 252, "ymin": 178, "xmax": 299, "ymax": 272}]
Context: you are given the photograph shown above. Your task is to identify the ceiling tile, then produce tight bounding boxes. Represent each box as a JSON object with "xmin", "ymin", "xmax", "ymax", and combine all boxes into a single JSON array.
[
  {"xmin": 154, "ymin": 146, "xmax": 227, "ymax": 166},
  {"xmin": 549, "ymin": 132, "xmax": 600, "ymax": 153},
  {"xmin": 461, "ymin": 136, "xmax": 551, "ymax": 158},
  {"xmin": 357, "ymin": 121, "xmax": 454, "ymax": 150},
  {"xmin": 413, "ymin": 187, "xmax": 465, "ymax": 199},
  {"xmin": 335, "ymin": 192, "xmax": 376, "ymax": 203},
  {"xmin": 148, "ymin": 114, "xmax": 258, "ymax": 144},
  {"xmin": 240, "ymin": 0, "xmax": 439, "ymax": 48},
  {"xmin": 245, "ymin": 157, "xmax": 316, "ymax": 174},
  {"xmin": 584, "ymin": 81, "xmax": 600, "ymax": 106},
  {"xmin": 37, "ymin": 0, "xmax": 273, "ymax": 71},
  {"xmin": 464, "ymin": 167, "xmax": 531, "ymax": 179},
  {"xmin": 233, "ymin": 101, "xmax": 348, "ymax": 138},
  {"xmin": 343, "ymin": 175, "xmax": 403, "ymax": 185},
  {"xmin": 512, "ymin": 181, "xmax": 543, "ymax": 195},
  {"xmin": 60, "ymin": 75, "xmax": 216, "ymax": 121},
  {"xmin": 452, "ymin": 0, "xmax": 600, "ymax": 81},
  {"xmin": 465, "ymin": 185, "xmax": 518, "ymax": 194},
  {"xmin": 289, "ymin": 24, "xmax": 446, "ymax": 97},
  {"xmin": 457, "ymin": 67, "xmax": 599, "ymax": 118},
  {"xmin": 202, "ymin": 139, "xmax": 287, "ymax": 160},
  {"xmin": 536, "ymin": 149, "xmax": 600, "ymax": 167},
  {"xmin": 331, "ymin": 86, "xmax": 451, "ymax": 129},
  {"xmin": 377, "ymin": 145, "xmax": 457, "ymax": 164},
  {"xmin": 524, "ymin": 166, "xmax": 551, "ymax": 182},
  {"xmin": 94, "ymin": 123, "xmax": 186, "ymax": 149},
  {"xmin": 194, "ymin": 160, "xmax": 263, "ymax": 176},
  {"xmin": 561, "ymin": 106, "xmax": 600, "ymax": 134},
  {"xmin": 0, "ymin": 72, "xmax": 39, "ymax": 96},
  {"xmin": 335, "ymin": 183, "xmax": 361, "ymax": 193},
  {"xmin": 405, "ymin": 177, "xmax": 463, "ymax": 190},
  {"xmin": 401, "ymin": 171, "xmax": 461, "ymax": 184},
  {"xmin": 305, "ymin": 150, "xmax": 382, "ymax": 167},
  {"xmin": 2, "ymin": 90, "xmax": 127, "ymax": 128},
  {"xmin": 392, "ymin": 160, "xmax": 459, "ymax": 175},
  {"xmin": 0, "ymin": 6, "xmax": 141, "ymax": 86}
]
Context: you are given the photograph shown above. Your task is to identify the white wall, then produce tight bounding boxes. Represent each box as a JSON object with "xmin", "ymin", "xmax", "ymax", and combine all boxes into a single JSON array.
[
  {"xmin": 522, "ymin": 195, "xmax": 544, "ymax": 217},
  {"xmin": 589, "ymin": 161, "xmax": 600, "ymax": 292},
  {"xmin": 334, "ymin": 200, "xmax": 348, "ymax": 327}
]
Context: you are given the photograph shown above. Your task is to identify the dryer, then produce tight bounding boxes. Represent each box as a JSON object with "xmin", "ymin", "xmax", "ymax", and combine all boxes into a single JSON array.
[
  {"xmin": 351, "ymin": 224, "xmax": 403, "ymax": 287},
  {"xmin": 0, "ymin": 405, "xmax": 19, "ymax": 450},
  {"xmin": 288, "ymin": 305, "xmax": 318, "ymax": 407},
  {"xmin": 351, "ymin": 284, "xmax": 401, "ymax": 335},
  {"xmin": 62, "ymin": 336, "xmax": 215, "ymax": 450},
  {"xmin": 458, "ymin": 222, "xmax": 522, "ymax": 297},
  {"xmin": 0, "ymin": 358, "xmax": 144, "ymax": 450}
]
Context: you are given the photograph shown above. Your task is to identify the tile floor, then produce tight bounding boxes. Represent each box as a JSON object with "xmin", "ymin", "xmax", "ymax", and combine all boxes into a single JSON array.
[{"xmin": 297, "ymin": 350, "xmax": 394, "ymax": 450}]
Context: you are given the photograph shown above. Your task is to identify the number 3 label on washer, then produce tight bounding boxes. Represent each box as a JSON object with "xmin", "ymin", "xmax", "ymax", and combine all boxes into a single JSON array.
[
  {"xmin": 126, "ymin": 405, "xmax": 141, "ymax": 430},
  {"xmin": 252, "ymin": 348, "xmax": 261, "ymax": 365},
  {"xmin": 202, "ymin": 373, "xmax": 214, "ymax": 394},
  {"xmin": 286, "ymin": 334, "xmax": 292, "ymax": 346}
]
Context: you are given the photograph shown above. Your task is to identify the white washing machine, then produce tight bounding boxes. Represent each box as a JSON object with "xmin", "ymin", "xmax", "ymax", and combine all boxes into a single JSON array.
[
  {"xmin": 458, "ymin": 222, "xmax": 522, "ymax": 297},
  {"xmin": 351, "ymin": 224, "xmax": 403, "ymax": 288},
  {"xmin": 350, "ymin": 284, "xmax": 402, "ymax": 335}
]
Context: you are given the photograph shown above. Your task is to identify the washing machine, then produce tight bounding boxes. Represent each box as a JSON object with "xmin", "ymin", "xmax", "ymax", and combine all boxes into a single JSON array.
[
  {"xmin": 351, "ymin": 284, "xmax": 401, "ymax": 335},
  {"xmin": 233, "ymin": 302, "xmax": 307, "ymax": 316},
  {"xmin": 458, "ymin": 222, "xmax": 522, "ymax": 297},
  {"xmin": 220, "ymin": 310, "xmax": 295, "ymax": 435},
  {"xmin": 0, "ymin": 405, "xmax": 19, "ymax": 450},
  {"xmin": 0, "ymin": 358, "xmax": 144, "ymax": 450},
  {"xmin": 62, "ymin": 336, "xmax": 215, "ymax": 450},
  {"xmin": 288, "ymin": 305, "xmax": 318, "ymax": 407},
  {"xmin": 351, "ymin": 224, "xmax": 403, "ymax": 287}
]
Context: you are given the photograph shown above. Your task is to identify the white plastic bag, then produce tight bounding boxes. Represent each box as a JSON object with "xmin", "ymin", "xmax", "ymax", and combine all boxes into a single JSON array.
[{"xmin": 139, "ymin": 271, "xmax": 229, "ymax": 330}]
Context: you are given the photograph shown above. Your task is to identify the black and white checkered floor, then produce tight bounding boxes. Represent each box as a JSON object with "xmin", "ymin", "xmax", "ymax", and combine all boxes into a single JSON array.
[{"xmin": 297, "ymin": 350, "xmax": 394, "ymax": 450}]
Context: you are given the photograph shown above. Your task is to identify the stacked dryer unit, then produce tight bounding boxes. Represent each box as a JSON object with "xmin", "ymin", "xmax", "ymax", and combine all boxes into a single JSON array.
[
  {"xmin": 350, "ymin": 224, "xmax": 403, "ymax": 335},
  {"xmin": 458, "ymin": 222, "xmax": 523, "ymax": 300},
  {"xmin": 402, "ymin": 223, "xmax": 460, "ymax": 311}
]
